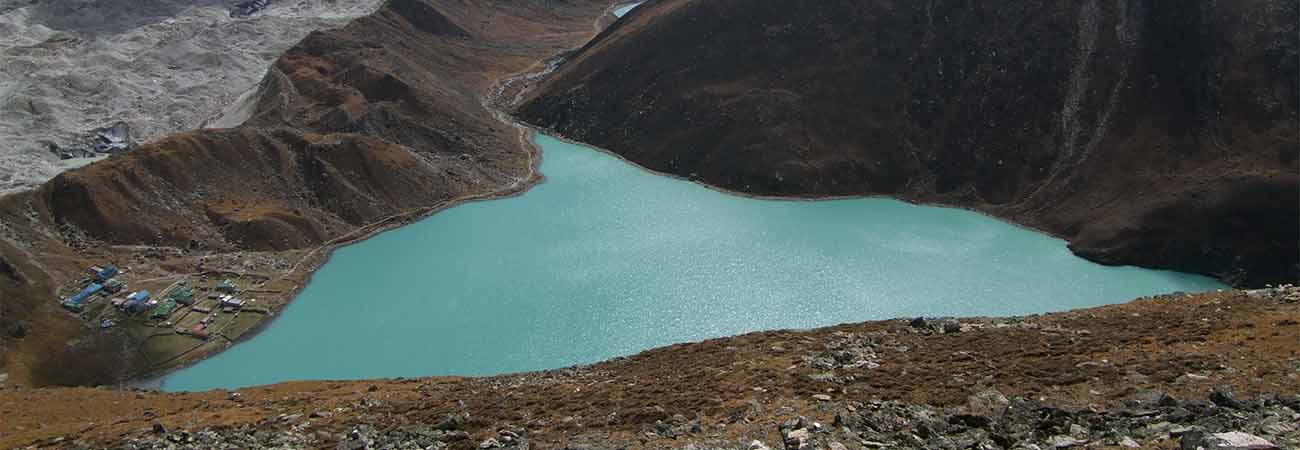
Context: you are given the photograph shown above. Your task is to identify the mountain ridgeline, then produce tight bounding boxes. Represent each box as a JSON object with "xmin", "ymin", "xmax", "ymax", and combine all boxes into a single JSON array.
[{"xmin": 516, "ymin": 0, "xmax": 1299, "ymax": 287}]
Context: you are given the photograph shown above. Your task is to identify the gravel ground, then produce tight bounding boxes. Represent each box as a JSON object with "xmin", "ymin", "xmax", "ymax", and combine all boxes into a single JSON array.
[
  {"xmin": 92, "ymin": 389, "xmax": 1300, "ymax": 450},
  {"xmin": 0, "ymin": 0, "xmax": 383, "ymax": 193}
]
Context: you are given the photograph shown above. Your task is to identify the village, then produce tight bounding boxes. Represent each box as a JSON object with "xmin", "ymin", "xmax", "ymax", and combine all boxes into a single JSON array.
[{"xmin": 56, "ymin": 263, "xmax": 275, "ymax": 370}]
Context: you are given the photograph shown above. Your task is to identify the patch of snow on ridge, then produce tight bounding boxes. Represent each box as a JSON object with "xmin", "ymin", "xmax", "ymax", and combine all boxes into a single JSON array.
[{"xmin": 0, "ymin": 0, "xmax": 384, "ymax": 194}]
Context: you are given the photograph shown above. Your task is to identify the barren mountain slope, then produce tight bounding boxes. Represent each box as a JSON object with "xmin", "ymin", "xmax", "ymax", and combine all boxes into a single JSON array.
[
  {"xmin": 0, "ymin": 0, "xmax": 611, "ymax": 387},
  {"xmin": 516, "ymin": 0, "xmax": 1300, "ymax": 287}
]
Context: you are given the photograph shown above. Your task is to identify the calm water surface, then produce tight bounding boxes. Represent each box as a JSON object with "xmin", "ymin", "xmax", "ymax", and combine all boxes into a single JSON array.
[{"xmin": 165, "ymin": 134, "xmax": 1224, "ymax": 391}]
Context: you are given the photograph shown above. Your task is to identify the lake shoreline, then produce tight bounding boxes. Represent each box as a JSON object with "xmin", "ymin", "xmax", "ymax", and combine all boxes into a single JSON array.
[
  {"xmin": 160, "ymin": 129, "xmax": 1223, "ymax": 391},
  {"xmin": 144, "ymin": 0, "xmax": 1224, "ymax": 390},
  {"xmin": 152, "ymin": 0, "xmax": 1224, "ymax": 389}
]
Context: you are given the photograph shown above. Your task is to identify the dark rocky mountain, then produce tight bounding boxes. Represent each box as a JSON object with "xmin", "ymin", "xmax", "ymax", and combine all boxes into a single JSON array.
[{"xmin": 517, "ymin": 0, "xmax": 1299, "ymax": 287}]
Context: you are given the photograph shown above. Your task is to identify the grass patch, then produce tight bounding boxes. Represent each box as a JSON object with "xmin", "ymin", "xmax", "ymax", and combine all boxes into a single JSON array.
[
  {"xmin": 221, "ymin": 312, "xmax": 265, "ymax": 340},
  {"xmin": 139, "ymin": 333, "xmax": 203, "ymax": 366}
]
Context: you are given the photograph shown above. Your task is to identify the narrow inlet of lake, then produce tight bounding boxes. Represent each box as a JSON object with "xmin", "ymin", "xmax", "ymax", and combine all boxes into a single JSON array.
[
  {"xmin": 613, "ymin": 3, "xmax": 640, "ymax": 17},
  {"xmin": 163, "ymin": 133, "xmax": 1225, "ymax": 391}
]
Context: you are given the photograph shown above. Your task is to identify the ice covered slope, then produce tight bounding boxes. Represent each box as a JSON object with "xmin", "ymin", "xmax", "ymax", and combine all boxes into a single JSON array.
[{"xmin": 0, "ymin": 0, "xmax": 382, "ymax": 193}]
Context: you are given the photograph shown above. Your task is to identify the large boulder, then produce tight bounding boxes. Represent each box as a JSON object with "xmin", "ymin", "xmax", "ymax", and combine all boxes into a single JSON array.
[{"xmin": 1180, "ymin": 431, "xmax": 1276, "ymax": 450}]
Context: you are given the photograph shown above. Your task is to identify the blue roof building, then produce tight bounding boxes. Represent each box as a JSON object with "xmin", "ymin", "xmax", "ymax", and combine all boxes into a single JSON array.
[
  {"xmin": 127, "ymin": 299, "xmax": 156, "ymax": 314},
  {"xmin": 63, "ymin": 283, "xmax": 104, "ymax": 311},
  {"xmin": 123, "ymin": 290, "xmax": 154, "ymax": 314},
  {"xmin": 126, "ymin": 290, "xmax": 151, "ymax": 302},
  {"xmin": 96, "ymin": 265, "xmax": 119, "ymax": 281}
]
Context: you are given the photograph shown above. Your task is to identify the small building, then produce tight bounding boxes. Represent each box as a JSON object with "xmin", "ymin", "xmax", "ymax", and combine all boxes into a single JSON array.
[
  {"xmin": 94, "ymin": 265, "xmax": 119, "ymax": 281},
  {"xmin": 104, "ymin": 279, "xmax": 125, "ymax": 293},
  {"xmin": 216, "ymin": 279, "xmax": 238, "ymax": 293},
  {"xmin": 63, "ymin": 283, "xmax": 104, "ymax": 311},
  {"xmin": 219, "ymin": 295, "xmax": 244, "ymax": 309},
  {"xmin": 168, "ymin": 286, "xmax": 196, "ymax": 305},
  {"xmin": 123, "ymin": 290, "xmax": 154, "ymax": 314},
  {"xmin": 151, "ymin": 299, "xmax": 178, "ymax": 320},
  {"xmin": 128, "ymin": 299, "xmax": 157, "ymax": 314}
]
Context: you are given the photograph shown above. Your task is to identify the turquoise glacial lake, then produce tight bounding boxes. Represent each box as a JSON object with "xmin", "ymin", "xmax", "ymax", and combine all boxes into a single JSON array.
[{"xmin": 164, "ymin": 133, "xmax": 1225, "ymax": 391}]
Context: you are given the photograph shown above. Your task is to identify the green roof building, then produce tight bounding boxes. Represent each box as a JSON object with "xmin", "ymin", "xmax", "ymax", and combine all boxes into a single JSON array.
[
  {"xmin": 168, "ymin": 286, "xmax": 195, "ymax": 305},
  {"xmin": 151, "ymin": 299, "xmax": 178, "ymax": 320}
]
